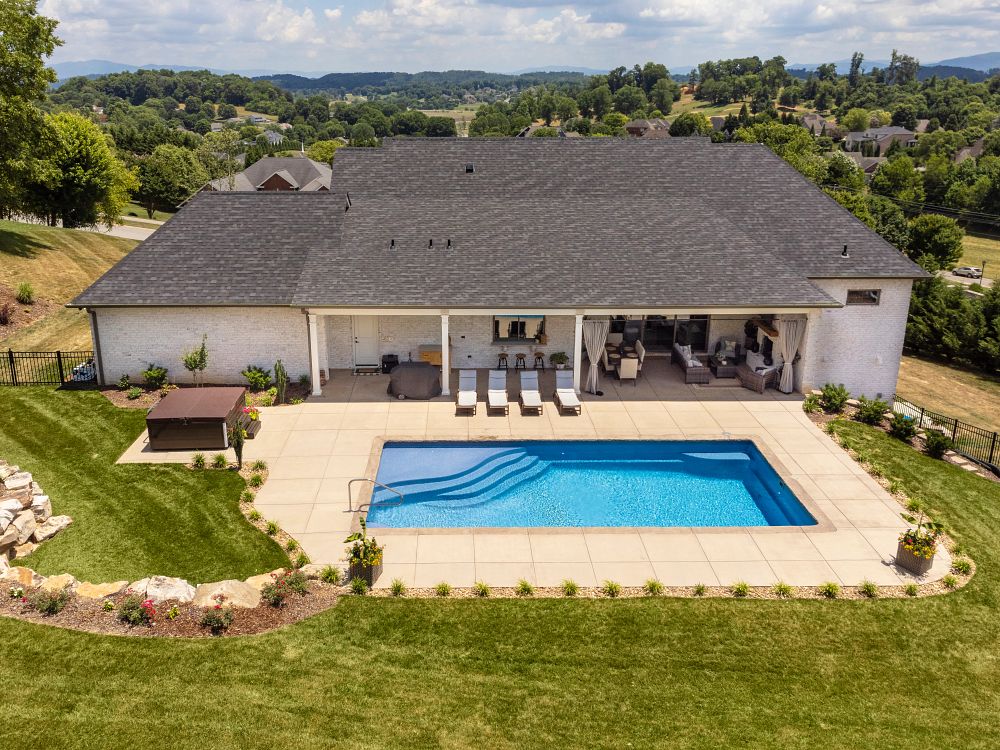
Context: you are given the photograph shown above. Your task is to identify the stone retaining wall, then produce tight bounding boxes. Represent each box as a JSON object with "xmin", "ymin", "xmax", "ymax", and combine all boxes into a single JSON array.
[{"xmin": 0, "ymin": 461, "xmax": 72, "ymax": 569}]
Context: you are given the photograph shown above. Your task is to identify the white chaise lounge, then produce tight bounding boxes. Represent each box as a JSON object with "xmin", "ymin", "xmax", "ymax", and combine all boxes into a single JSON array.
[
  {"xmin": 519, "ymin": 371, "xmax": 544, "ymax": 415},
  {"xmin": 553, "ymin": 370, "xmax": 581, "ymax": 415},
  {"xmin": 487, "ymin": 369, "xmax": 509, "ymax": 415},
  {"xmin": 456, "ymin": 369, "xmax": 477, "ymax": 415}
]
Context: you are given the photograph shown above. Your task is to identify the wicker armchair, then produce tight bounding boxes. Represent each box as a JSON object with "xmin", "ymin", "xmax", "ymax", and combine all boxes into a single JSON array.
[{"xmin": 736, "ymin": 363, "xmax": 780, "ymax": 393}]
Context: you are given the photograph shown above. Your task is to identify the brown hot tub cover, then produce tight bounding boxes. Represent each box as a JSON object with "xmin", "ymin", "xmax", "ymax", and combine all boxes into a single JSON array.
[{"xmin": 146, "ymin": 387, "xmax": 246, "ymax": 451}]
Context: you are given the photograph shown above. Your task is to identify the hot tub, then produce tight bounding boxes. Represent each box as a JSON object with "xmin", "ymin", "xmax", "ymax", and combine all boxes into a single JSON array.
[{"xmin": 146, "ymin": 387, "xmax": 246, "ymax": 451}]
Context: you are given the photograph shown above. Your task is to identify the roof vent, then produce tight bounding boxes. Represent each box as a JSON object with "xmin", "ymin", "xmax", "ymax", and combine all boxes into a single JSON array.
[
  {"xmin": 389, "ymin": 239, "xmax": 395, "ymax": 251},
  {"xmin": 446, "ymin": 239, "xmax": 452, "ymax": 250},
  {"xmin": 345, "ymin": 192, "xmax": 352, "ymax": 212},
  {"xmin": 841, "ymin": 244, "xmax": 850, "ymax": 259},
  {"xmin": 465, "ymin": 163, "xmax": 475, "ymax": 173},
  {"xmin": 428, "ymin": 239, "xmax": 434, "ymax": 249}
]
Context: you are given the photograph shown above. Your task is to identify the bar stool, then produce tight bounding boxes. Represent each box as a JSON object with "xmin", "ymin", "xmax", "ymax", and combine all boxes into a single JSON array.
[
  {"xmin": 514, "ymin": 353, "xmax": 527, "ymax": 370},
  {"xmin": 497, "ymin": 352, "xmax": 509, "ymax": 370},
  {"xmin": 533, "ymin": 352, "xmax": 545, "ymax": 370}
]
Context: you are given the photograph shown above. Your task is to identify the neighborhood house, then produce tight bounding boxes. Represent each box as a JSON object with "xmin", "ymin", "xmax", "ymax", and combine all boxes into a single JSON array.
[{"xmin": 72, "ymin": 138, "xmax": 926, "ymax": 399}]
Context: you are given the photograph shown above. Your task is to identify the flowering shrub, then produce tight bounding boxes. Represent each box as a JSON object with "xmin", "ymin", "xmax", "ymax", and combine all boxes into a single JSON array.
[
  {"xmin": 242, "ymin": 405, "xmax": 260, "ymax": 422},
  {"xmin": 200, "ymin": 593, "xmax": 234, "ymax": 634},
  {"xmin": 899, "ymin": 512, "xmax": 944, "ymax": 559},
  {"xmin": 30, "ymin": 589, "xmax": 69, "ymax": 616},
  {"xmin": 118, "ymin": 593, "xmax": 156, "ymax": 626},
  {"xmin": 260, "ymin": 570, "xmax": 308, "ymax": 607}
]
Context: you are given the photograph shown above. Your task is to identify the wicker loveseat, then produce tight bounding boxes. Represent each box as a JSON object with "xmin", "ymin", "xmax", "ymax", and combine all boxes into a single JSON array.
[
  {"xmin": 671, "ymin": 343, "xmax": 711, "ymax": 384},
  {"xmin": 736, "ymin": 363, "xmax": 781, "ymax": 393}
]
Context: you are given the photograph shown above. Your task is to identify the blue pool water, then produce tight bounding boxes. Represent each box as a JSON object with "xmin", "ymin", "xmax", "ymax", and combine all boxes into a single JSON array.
[{"xmin": 365, "ymin": 440, "xmax": 816, "ymax": 528}]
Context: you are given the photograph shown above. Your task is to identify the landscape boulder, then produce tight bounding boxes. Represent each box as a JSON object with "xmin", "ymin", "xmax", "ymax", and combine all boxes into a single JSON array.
[
  {"xmin": 0, "ymin": 464, "xmax": 17, "ymax": 481},
  {"xmin": 39, "ymin": 573, "xmax": 79, "ymax": 593},
  {"xmin": 193, "ymin": 579, "xmax": 260, "ymax": 609},
  {"xmin": 129, "ymin": 576, "xmax": 196, "ymax": 604},
  {"xmin": 76, "ymin": 581, "xmax": 129, "ymax": 599},
  {"xmin": 13, "ymin": 542, "xmax": 37, "ymax": 558},
  {"xmin": 33, "ymin": 515, "xmax": 72, "ymax": 543},
  {"xmin": 0, "ymin": 524, "xmax": 17, "ymax": 550},
  {"xmin": 1, "ymin": 566, "xmax": 45, "ymax": 588},
  {"xmin": 29, "ymin": 495, "xmax": 52, "ymax": 522},
  {"xmin": 244, "ymin": 569, "xmax": 286, "ymax": 592},
  {"xmin": 2, "ymin": 472, "xmax": 32, "ymax": 493},
  {"xmin": 12, "ymin": 511, "xmax": 36, "ymax": 545}
]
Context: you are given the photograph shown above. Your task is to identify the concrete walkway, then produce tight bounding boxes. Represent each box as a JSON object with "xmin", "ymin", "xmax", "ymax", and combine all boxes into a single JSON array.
[{"xmin": 119, "ymin": 359, "xmax": 950, "ymax": 588}]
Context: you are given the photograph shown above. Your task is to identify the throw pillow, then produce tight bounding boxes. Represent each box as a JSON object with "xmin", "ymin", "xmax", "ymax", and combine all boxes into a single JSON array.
[{"xmin": 746, "ymin": 351, "xmax": 765, "ymax": 372}]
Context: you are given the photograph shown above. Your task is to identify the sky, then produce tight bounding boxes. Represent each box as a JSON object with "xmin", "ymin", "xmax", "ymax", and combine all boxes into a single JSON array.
[{"xmin": 40, "ymin": 0, "xmax": 1000, "ymax": 74}]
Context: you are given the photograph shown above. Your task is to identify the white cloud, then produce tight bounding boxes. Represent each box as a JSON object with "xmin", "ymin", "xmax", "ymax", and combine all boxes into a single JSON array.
[{"xmin": 38, "ymin": 0, "xmax": 1000, "ymax": 74}]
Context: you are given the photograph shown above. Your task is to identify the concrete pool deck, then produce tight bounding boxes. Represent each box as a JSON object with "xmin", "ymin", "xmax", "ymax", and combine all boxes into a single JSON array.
[{"xmin": 118, "ymin": 359, "xmax": 951, "ymax": 587}]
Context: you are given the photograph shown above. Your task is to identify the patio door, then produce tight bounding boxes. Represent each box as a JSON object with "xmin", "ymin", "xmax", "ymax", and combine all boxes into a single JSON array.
[{"xmin": 352, "ymin": 316, "xmax": 379, "ymax": 368}]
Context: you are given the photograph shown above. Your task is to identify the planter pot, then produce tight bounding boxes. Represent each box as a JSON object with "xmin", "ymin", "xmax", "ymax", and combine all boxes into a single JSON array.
[
  {"xmin": 896, "ymin": 540, "xmax": 935, "ymax": 575},
  {"xmin": 348, "ymin": 560, "xmax": 383, "ymax": 587}
]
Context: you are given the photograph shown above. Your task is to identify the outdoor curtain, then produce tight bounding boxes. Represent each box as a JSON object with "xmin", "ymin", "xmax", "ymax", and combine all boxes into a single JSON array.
[
  {"xmin": 776, "ymin": 318, "xmax": 805, "ymax": 393},
  {"xmin": 583, "ymin": 318, "xmax": 611, "ymax": 393}
]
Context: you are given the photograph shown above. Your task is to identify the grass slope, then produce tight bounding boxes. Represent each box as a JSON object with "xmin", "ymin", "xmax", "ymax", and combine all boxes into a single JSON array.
[
  {"xmin": 0, "ymin": 388, "xmax": 286, "ymax": 582},
  {"xmin": 0, "ymin": 420, "xmax": 999, "ymax": 748},
  {"xmin": 0, "ymin": 220, "xmax": 135, "ymax": 350},
  {"xmin": 960, "ymin": 232, "xmax": 1000, "ymax": 283},
  {"xmin": 897, "ymin": 355, "xmax": 1000, "ymax": 428}
]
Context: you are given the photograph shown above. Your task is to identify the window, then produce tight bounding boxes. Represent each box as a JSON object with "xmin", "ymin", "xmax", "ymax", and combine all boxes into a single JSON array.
[
  {"xmin": 846, "ymin": 289, "xmax": 880, "ymax": 305},
  {"xmin": 493, "ymin": 315, "xmax": 545, "ymax": 343},
  {"xmin": 675, "ymin": 316, "xmax": 709, "ymax": 351}
]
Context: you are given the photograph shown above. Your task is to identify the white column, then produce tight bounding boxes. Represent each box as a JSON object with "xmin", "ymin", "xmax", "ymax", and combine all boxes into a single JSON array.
[
  {"xmin": 573, "ymin": 314, "xmax": 584, "ymax": 394},
  {"xmin": 307, "ymin": 313, "xmax": 322, "ymax": 396},
  {"xmin": 440, "ymin": 313, "xmax": 450, "ymax": 396}
]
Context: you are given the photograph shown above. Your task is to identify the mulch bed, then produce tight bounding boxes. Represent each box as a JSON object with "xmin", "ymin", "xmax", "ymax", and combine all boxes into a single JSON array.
[
  {"xmin": 99, "ymin": 382, "xmax": 313, "ymax": 410},
  {"xmin": 0, "ymin": 581, "xmax": 341, "ymax": 638},
  {"xmin": 0, "ymin": 285, "xmax": 58, "ymax": 341}
]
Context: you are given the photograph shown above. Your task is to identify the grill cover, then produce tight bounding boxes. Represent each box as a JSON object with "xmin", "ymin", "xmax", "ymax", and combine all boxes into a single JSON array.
[{"xmin": 386, "ymin": 362, "xmax": 441, "ymax": 400}]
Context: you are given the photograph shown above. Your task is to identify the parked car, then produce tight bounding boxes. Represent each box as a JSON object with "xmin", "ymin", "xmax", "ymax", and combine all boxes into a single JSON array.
[{"xmin": 953, "ymin": 266, "xmax": 983, "ymax": 279}]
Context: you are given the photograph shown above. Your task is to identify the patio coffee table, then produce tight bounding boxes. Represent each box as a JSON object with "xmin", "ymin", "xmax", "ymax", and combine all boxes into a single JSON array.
[{"xmin": 710, "ymin": 355, "xmax": 737, "ymax": 378}]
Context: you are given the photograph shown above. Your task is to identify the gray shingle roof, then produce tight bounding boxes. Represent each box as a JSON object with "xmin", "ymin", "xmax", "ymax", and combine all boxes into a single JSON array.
[
  {"xmin": 203, "ymin": 156, "xmax": 331, "ymax": 192},
  {"xmin": 74, "ymin": 138, "xmax": 925, "ymax": 310}
]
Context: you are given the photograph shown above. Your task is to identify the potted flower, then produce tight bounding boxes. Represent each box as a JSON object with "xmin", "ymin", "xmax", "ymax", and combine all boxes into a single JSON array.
[
  {"xmin": 896, "ymin": 512, "xmax": 944, "ymax": 575},
  {"xmin": 344, "ymin": 518, "xmax": 384, "ymax": 586},
  {"xmin": 549, "ymin": 352, "xmax": 570, "ymax": 370},
  {"xmin": 241, "ymin": 405, "xmax": 262, "ymax": 439}
]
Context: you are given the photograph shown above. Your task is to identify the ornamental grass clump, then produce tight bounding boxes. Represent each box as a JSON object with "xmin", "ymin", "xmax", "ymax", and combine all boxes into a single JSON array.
[
  {"xmin": 248, "ymin": 509, "xmax": 262, "ymax": 522},
  {"xmin": 693, "ymin": 583, "xmax": 706, "ymax": 597},
  {"xmin": 350, "ymin": 577, "xmax": 369, "ymax": 595},
  {"xmin": 952, "ymin": 558, "xmax": 972, "ymax": 575},
  {"xmin": 515, "ymin": 579, "xmax": 534, "ymax": 597},
  {"xmin": 818, "ymin": 582, "xmax": 840, "ymax": 599},
  {"xmin": 16, "ymin": 282, "xmax": 34, "ymax": 305},
  {"xmin": 858, "ymin": 580, "xmax": 879, "ymax": 598},
  {"xmin": 731, "ymin": 581, "xmax": 750, "ymax": 598},
  {"xmin": 561, "ymin": 580, "xmax": 579, "ymax": 597},
  {"xmin": 320, "ymin": 565, "xmax": 342, "ymax": 585},
  {"xmin": 250, "ymin": 460, "xmax": 268, "ymax": 472},
  {"xmin": 389, "ymin": 578, "xmax": 406, "ymax": 597},
  {"xmin": 905, "ymin": 583, "xmax": 919, "ymax": 597},
  {"xmin": 265, "ymin": 521, "xmax": 279, "ymax": 536},
  {"xmin": 248, "ymin": 473, "xmax": 264, "ymax": 489},
  {"xmin": 942, "ymin": 574, "xmax": 959, "ymax": 590},
  {"xmin": 602, "ymin": 581, "xmax": 622, "ymax": 598},
  {"xmin": 240, "ymin": 490, "xmax": 254, "ymax": 504},
  {"xmin": 772, "ymin": 582, "xmax": 793, "ymax": 599},
  {"xmin": 192, "ymin": 453, "xmax": 206, "ymax": 469},
  {"xmin": 435, "ymin": 582, "xmax": 452, "ymax": 597},
  {"xmin": 211, "ymin": 453, "xmax": 228, "ymax": 469},
  {"xmin": 643, "ymin": 579, "xmax": 664, "ymax": 597},
  {"xmin": 473, "ymin": 581, "xmax": 491, "ymax": 598}
]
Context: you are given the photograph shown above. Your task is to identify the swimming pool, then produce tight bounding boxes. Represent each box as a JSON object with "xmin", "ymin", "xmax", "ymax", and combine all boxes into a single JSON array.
[{"xmin": 365, "ymin": 440, "xmax": 816, "ymax": 529}]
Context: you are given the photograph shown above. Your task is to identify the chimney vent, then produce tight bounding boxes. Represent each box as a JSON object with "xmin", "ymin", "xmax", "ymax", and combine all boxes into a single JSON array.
[
  {"xmin": 841, "ymin": 244, "xmax": 850, "ymax": 259},
  {"xmin": 465, "ymin": 163, "xmax": 475, "ymax": 173}
]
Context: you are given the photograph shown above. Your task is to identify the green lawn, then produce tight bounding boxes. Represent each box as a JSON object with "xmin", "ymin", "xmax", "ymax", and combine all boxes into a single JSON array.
[
  {"xmin": 123, "ymin": 202, "xmax": 174, "ymax": 221},
  {"xmin": 0, "ymin": 387, "xmax": 286, "ymax": 582},
  {"xmin": 960, "ymin": 231, "xmax": 1000, "ymax": 283},
  {"xmin": 0, "ymin": 416, "xmax": 999, "ymax": 747},
  {"xmin": 0, "ymin": 220, "xmax": 136, "ymax": 350}
]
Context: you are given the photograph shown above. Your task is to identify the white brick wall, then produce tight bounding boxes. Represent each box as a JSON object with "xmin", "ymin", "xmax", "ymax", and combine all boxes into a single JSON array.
[
  {"xmin": 95, "ymin": 307, "xmax": 311, "ymax": 385},
  {"xmin": 320, "ymin": 314, "xmax": 577, "ymax": 371},
  {"xmin": 797, "ymin": 278, "xmax": 912, "ymax": 398}
]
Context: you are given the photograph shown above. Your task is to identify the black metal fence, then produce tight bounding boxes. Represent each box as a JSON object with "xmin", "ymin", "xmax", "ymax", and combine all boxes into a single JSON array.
[
  {"xmin": 893, "ymin": 395, "xmax": 999, "ymax": 472},
  {"xmin": 0, "ymin": 350, "xmax": 96, "ymax": 386}
]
